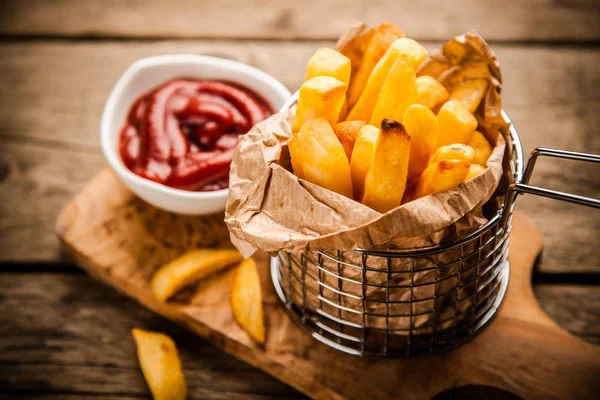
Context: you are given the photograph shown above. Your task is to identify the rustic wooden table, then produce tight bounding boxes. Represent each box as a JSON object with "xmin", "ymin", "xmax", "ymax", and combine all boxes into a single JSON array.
[{"xmin": 0, "ymin": 1, "xmax": 599, "ymax": 399}]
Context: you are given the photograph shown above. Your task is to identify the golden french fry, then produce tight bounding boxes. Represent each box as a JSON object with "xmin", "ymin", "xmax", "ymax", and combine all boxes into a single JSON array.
[
  {"xmin": 347, "ymin": 38, "xmax": 426, "ymax": 122},
  {"xmin": 369, "ymin": 59, "xmax": 417, "ymax": 127},
  {"xmin": 449, "ymin": 79, "xmax": 488, "ymax": 113},
  {"xmin": 152, "ymin": 249, "xmax": 243, "ymax": 302},
  {"xmin": 430, "ymin": 144, "xmax": 475, "ymax": 164},
  {"xmin": 468, "ymin": 130, "xmax": 493, "ymax": 166},
  {"xmin": 412, "ymin": 159, "xmax": 470, "ymax": 200},
  {"xmin": 362, "ymin": 120, "xmax": 410, "ymax": 212},
  {"xmin": 231, "ymin": 258, "xmax": 265, "ymax": 344},
  {"xmin": 132, "ymin": 329, "xmax": 186, "ymax": 400},
  {"xmin": 416, "ymin": 76, "xmax": 449, "ymax": 110},
  {"xmin": 305, "ymin": 48, "xmax": 351, "ymax": 84},
  {"xmin": 292, "ymin": 76, "xmax": 347, "ymax": 132},
  {"xmin": 346, "ymin": 22, "xmax": 404, "ymax": 108},
  {"xmin": 287, "ymin": 134, "xmax": 305, "ymax": 179},
  {"xmin": 434, "ymin": 99, "xmax": 478, "ymax": 150},
  {"xmin": 402, "ymin": 104, "xmax": 439, "ymax": 181},
  {"xmin": 334, "ymin": 120, "xmax": 366, "ymax": 160},
  {"xmin": 338, "ymin": 28, "xmax": 375, "ymax": 78},
  {"xmin": 466, "ymin": 164, "xmax": 487, "ymax": 181},
  {"xmin": 296, "ymin": 118, "xmax": 353, "ymax": 198},
  {"xmin": 349, "ymin": 124, "xmax": 379, "ymax": 200}
]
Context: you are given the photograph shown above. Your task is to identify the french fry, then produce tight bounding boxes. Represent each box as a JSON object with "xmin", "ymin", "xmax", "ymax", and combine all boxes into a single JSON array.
[
  {"xmin": 231, "ymin": 258, "xmax": 265, "ymax": 344},
  {"xmin": 412, "ymin": 159, "xmax": 470, "ymax": 200},
  {"xmin": 347, "ymin": 38, "xmax": 426, "ymax": 122},
  {"xmin": 449, "ymin": 79, "xmax": 488, "ymax": 113},
  {"xmin": 430, "ymin": 144, "xmax": 475, "ymax": 164},
  {"xmin": 287, "ymin": 134, "xmax": 305, "ymax": 179},
  {"xmin": 466, "ymin": 164, "xmax": 487, "ymax": 181},
  {"xmin": 305, "ymin": 48, "xmax": 351, "ymax": 84},
  {"xmin": 334, "ymin": 120, "xmax": 366, "ymax": 160},
  {"xmin": 434, "ymin": 99, "xmax": 478, "ymax": 150},
  {"xmin": 416, "ymin": 76, "xmax": 449, "ymax": 110},
  {"xmin": 338, "ymin": 28, "xmax": 375, "ymax": 78},
  {"xmin": 349, "ymin": 124, "xmax": 379, "ymax": 200},
  {"xmin": 132, "ymin": 329, "xmax": 186, "ymax": 400},
  {"xmin": 346, "ymin": 22, "xmax": 404, "ymax": 108},
  {"xmin": 152, "ymin": 249, "xmax": 243, "ymax": 302},
  {"xmin": 292, "ymin": 76, "xmax": 347, "ymax": 132},
  {"xmin": 402, "ymin": 104, "xmax": 439, "ymax": 181},
  {"xmin": 362, "ymin": 120, "xmax": 410, "ymax": 212},
  {"xmin": 369, "ymin": 59, "xmax": 417, "ymax": 127},
  {"xmin": 296, "ymin": 118, "xmax": 353, "ymax": 198},
  {"xmin": 468, "ymin": 130, "xmax": 493, "ymax": 166}
]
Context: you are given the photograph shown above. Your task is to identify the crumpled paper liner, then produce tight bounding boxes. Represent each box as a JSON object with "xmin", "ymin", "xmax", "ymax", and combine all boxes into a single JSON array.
[{"xmin": 225, "ymin": 26, "xmax": 510, "ymax": 334}]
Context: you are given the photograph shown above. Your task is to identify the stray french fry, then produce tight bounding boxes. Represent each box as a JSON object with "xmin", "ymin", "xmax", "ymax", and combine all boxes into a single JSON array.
[
  {"xmin": 412, "ymin": 159, "xmax": 470, "ymax": 200},
  {"xmin": 296, "ymin": 118, "xmax": 353, "ymax": 197},
  {"xmin": 449, "ymin": 79, "xmax": 488, "ymax": 113},
  {"xmin": 338, "ymin": 28, "xmax": 375, "ymax": 78},
  {"xmin": 287, "ymin": 134, "xmax": 305, "ymax": 179},
  {"xmin": 430, "ymin": 144, "xmax": 475, "ymax": 164},
  {"xmin": 416, "ymin": 76, "xmax": 449, "ymax": 110},
  {"xmin": 369, "ymin": 59, "xmax": 417, "ymax": 127},
  {"xmin": 347, "ymin": 38, "xmax": 426, "ymax": 122},
  {"xmin": 132, "ymin": 329, "xmax": 186, "ymax": 400},
  {"xmin": 402, "ymin": 104, "xmax": 439, "ymax": 181},
  {"xmin": 466, "ymin": 164, "xmax": 487, "ymax": 181},
  {"xmin": 152, "ymin": 249, "xmax": 243, "ymax": 302},
  {"xmin": 334, "ymin": 120, "xmax": 366, "ymax": 160},
  {"xmin": 350, "ymin": 124, "xmax": 379, "ymax": 200},
  {"xmin": 434, "ymin": 99, "xmax": 478, "ymax": 149},
  {"xmin": 231, "ymin": 258, "xmax": 265, "ymax": 344},
  {"xmin": 292, "ymin": 76, "xmax": 347, "ymax": 132},
  {"xmin": 468, "ymin": 130, "xmax": 493, "ymax": 166},
  {"xmin": 362, "ymin": 120, "xmax": 410, "ymax": 212},
  {"xmin": 305, "ymin": 48, "xmax": 351, "ymax": 84},
  {"xmin": 346, "ymin": 22, "xmax": 404, "ymax": 108}
]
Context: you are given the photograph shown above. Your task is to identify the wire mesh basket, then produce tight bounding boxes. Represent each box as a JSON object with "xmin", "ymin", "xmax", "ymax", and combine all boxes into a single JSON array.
[{"xmin": 271, "ymin": 97, "xmax": 600, "ymax": 357}]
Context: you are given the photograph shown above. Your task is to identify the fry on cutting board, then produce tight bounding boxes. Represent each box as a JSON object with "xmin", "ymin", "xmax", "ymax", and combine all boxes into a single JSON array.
[
  {"xmin": 412, "ymin": 159, "xmax": 471, "ymax": 200},
  {"xmin": 346, "ymin": 22, "xmax": 404, "ymax": 108},
  {"xmin": 132, "ymin": 329, "xmax": 186, "ymax": 400},
  {"xmin": 362, "ymin": 119, "xmax": 410, "ymax": 212},
  {"xmin": 402, "ymin": 104, "xmax": 439, "ymax": 181},
  {"xmin": 294, "ymin": 118, "xmax": 353, "ymax": 198},
  {"xmin": 231, "ymin": 258, "xmax": 265, "ymax": 344},
  {"xmin": 292, "ymin": 76, "xmax": 347, "ymax": 132},
  {"xmin": 350, "ymin": 124, "xmax": 379, "ymax": 200},
  {"xmin": 152, "ymin": 249, "xmax": 243, "ymax": 302}
]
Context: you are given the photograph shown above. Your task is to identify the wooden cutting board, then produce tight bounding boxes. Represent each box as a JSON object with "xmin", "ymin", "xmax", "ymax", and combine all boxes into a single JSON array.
[{"xmin": 56, "ymin": 167, "xmax": 600, "ymax": 400}]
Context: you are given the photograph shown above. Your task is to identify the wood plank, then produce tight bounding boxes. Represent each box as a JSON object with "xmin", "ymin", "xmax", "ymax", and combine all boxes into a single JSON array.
[
  {"xmin": 0, "ymin": 40, "xmax": 598, "ymax": 272},
  {"xmin": 0, "ymin": 272, "xmax": 306, "ymax": 399},
  {"xmin": 0, "ymin": 272, "xmax": 597, "ymax": 398},
  {"xmin": 0, "ymin": 0, "xmax": 599, "ymax": 42}
]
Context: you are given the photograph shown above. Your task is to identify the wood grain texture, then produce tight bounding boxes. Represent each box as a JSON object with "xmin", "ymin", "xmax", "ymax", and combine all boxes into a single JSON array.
[
  {"xmin": 1, "ymin": 0, "xmax": 599, "ymax": 41},
  {"xmin": 0, "ymin": 40, "xmax": 598, "ymax": 272},
  {"xmin": 51, "ymin": 169, "xmax": 600, "ymax": 400},
  {"xmin": 0, "ymin": 272, "xmax": 597, "ymax": 399}
]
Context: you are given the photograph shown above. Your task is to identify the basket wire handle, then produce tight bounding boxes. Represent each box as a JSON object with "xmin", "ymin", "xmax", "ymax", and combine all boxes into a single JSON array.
[{"xmin": 501, "ymin": 147, "xmax": 600, "ymax": 226}]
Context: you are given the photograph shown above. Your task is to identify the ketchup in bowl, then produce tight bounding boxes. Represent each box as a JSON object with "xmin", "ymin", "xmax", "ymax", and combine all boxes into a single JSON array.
[{"xmin": 118, "ymin": 79, "xmax": 274, "ymax": 191}]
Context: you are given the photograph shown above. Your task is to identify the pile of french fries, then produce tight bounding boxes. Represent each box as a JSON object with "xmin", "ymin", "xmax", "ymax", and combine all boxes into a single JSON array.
[{"xmin": 289, "ymin": 22, "xmax": 493, "ymax": 213}]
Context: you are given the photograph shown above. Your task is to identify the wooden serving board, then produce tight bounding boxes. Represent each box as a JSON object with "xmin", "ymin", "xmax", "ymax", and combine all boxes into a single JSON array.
[{"xmin": 56, "ymin": 167, "xmax": 600, "ymax": 400}]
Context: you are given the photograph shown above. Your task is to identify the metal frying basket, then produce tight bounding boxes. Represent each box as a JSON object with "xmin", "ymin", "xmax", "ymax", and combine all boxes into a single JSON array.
[{"xmin": 271, "ymin": 96, "xmax": 600, "ymax": 357}]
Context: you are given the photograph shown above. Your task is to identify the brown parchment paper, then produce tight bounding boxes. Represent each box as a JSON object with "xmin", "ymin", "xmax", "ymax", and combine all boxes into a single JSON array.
[{"xmin": 225, "ymin": 28, "xmax": 508, "ymax": 259}]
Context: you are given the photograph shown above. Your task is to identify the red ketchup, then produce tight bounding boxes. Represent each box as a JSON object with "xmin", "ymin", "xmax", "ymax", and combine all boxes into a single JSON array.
[{"xmin": 118, "ymin": 79, "xmax": 274, "ymax": 191}]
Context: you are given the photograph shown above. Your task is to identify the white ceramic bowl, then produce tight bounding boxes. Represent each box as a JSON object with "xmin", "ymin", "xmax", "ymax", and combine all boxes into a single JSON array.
[{"xmin": 101, "ymin": 55, "xmax": 291, "ymax": 215}]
